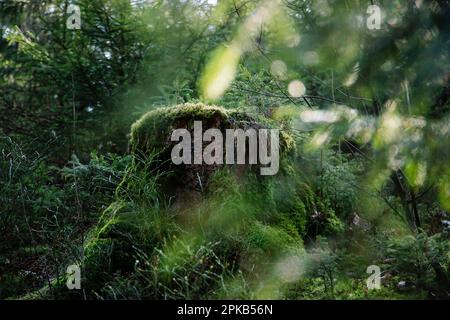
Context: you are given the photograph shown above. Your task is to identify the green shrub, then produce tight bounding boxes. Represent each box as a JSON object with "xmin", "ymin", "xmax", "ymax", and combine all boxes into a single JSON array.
[
  {"xmin": 0, "ymin": 134, "xmax": 132, "ymax": 298},
  {"xmin": 380, "ymin": 232, "xmax": 450, "ymax": 298},
  {"xmin": 96, "ymin": 238, "xmax": 241, "ymax": 300}
]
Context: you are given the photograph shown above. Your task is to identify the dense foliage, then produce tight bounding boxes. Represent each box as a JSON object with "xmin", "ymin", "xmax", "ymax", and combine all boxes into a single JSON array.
[{"xmin": 0, "ymin": 0, "xmax": 449, "ymax": 300}]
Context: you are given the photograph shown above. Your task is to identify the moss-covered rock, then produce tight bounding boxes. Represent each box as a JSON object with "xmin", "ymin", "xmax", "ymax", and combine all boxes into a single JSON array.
[
  {"xmin": 79, "ymin": 103, "xmax": 307, "ymax": 297},
  {"xmin": 127, "ymin": 103, "xmax": 295, "ymax": 198}
]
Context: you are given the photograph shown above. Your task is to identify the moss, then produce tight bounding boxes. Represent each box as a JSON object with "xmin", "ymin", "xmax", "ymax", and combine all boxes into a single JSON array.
[
  {"xmin": 278, "ymin": 216, "xmax": 303, "ymax": 240},
  {"xmin": 280, "ymin": 130, "xmax": 296, "ymax": 156},
  {"xmin": 83, "ymin": 238, "xmax": 116, "ymax": 288},
  {"xmin": 129, "ymin": 102, "xmax": 287, "ymax": 161},
  {"xmin": 83, "ymin": 235, "xmax": 144, "ymax": 293},
  {"xmin": 245, "ymin": 221, "xmax": 303, "ymax": 257},
  {"xmin": 82, "ymin": 200, "xmax": 177, "ymax": 292},
  {"xmin": 272, "ymin": 177, "xmax": 316, "ymax": 238},
  {"xmin": 206, "ymin": 168, "xmax": 242, "ymax": 197},
  {"xmin": 130, "ymin": 103, "xmax": 231, "ymax": 157},
  {"xmin": 286, "ymin": 200, "xmax": 309, "ymax": 236},
  {"xmin": 129, "ymin": 103, "xmax": 295, "ymax": 193},
  {"xmin": 129, "ymin": 102, "xmax": 295, "ymax": 152},
  {"xmin": 78, "ymin": 103, "xmax": 301, "ymax": 296},
  {"xmin": 97, "ymin": 202, "xmax": 175, "ymax": 250}
]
